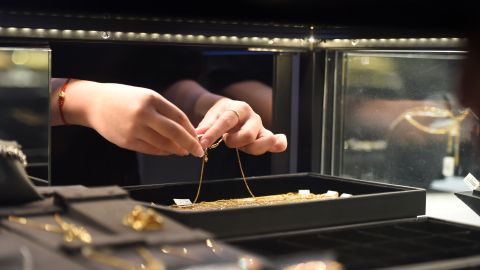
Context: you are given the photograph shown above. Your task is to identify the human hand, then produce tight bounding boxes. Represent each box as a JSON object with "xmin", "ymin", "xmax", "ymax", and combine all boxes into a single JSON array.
[
  {"xmin": 62, "ymin": 80, "xmax": 204, "ymax": 157},
  {"xmin": 195, "ymin": 99, "xmax": 287, "ymax": 155}
]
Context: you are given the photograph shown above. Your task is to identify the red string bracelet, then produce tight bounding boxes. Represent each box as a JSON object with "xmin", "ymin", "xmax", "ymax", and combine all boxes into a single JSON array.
[{"xmin": 58, "ymin": 78, "xmax": 72, "ymax": 125}]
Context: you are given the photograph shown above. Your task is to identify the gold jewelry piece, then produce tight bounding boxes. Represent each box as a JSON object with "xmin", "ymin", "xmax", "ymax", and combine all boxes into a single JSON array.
[
  {"xmin": 389, "ymin": 106, "xmax": 471, "ymax": 166},
  {"xmin": 82, "ymin": 247, "xmax": 165, "ymax": 270},
  {"xmin": 8, "ymin": 215, "xmax": 62, "ymax": 233},
  {"xmin": 123, "ymin": 205, "xmax": 165, "ymax": 232},
  {"xmin": 193, "ymin": 138, "xmax": 255, "ymax": 204},
  {"xmin": 205, "ymin": 238, "xmax": 223, "ymax": 254},
  {"xmin": 160, "ymin": 245, "xmax": 200, "ymax": 261},
  {"xmin": 54, "ymin": 214, "xmax": 92, "ymax": 244},
  {"xmin": 174, "ymin": 191, "xmax": 341, "ymax": 211},
  {"xmin": 8, "ymin": 214, "xmax": 92, "ymax": 244}
]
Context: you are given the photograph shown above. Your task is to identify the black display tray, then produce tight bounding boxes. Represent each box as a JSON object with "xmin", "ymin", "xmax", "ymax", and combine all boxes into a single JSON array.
[
  {"xmin": 126, "ymin": 172, "xmax": 426, "ymax": 238},
  {"xmin": 455, "ymin": 190, "xmax": 480, "ymax": 216},
  {"xmin": 225, "ymin": 217, "xmax": 480, "ymax": 270}
]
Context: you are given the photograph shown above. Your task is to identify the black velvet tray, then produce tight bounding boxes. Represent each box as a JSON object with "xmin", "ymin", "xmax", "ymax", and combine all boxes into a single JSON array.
[
  {"xmin": 125, "ymin": 172, "xmax": 426, "ymax": 238},
  {"xmin": 225, "ymin": 217, "xmax": 480, "ymax": 270}
]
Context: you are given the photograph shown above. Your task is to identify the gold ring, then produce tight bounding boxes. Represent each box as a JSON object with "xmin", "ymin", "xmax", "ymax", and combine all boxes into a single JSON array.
[{"xmin": 226, "ymin": 109, "xmax": 240, "ymax": 121}]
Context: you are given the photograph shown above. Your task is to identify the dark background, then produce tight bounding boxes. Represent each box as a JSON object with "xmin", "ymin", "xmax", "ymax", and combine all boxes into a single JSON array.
[{"xmin": 0, "ymin": 0, "xmax": 476, "ymax": 32}]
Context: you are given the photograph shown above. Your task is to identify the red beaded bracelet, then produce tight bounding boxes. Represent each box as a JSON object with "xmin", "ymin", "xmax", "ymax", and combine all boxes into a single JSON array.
[{"xmin": 58, "ymin": 78, "xmax": 72, "ymax": 125}]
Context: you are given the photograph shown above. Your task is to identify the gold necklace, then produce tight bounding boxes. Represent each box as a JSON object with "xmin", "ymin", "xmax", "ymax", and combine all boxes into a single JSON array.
[
  {"xmin": 8, "ymin": 214, "xmax": 92, "ymax": 244},
  {"xmin": 175, "ymin": 191, "xmax": 341, "ymax": 211},
  {"xmin": 193, "ymin": 137, "xmax": 255, "ymax": 204},
  {"xmin": 82, "ymin": 247, "xmax": 165, "ymax": 270},
  {"xmin": 176, "ymin": 137, "xmax": 346, "ymax": 211},
  {"xmin": 389, "ymin": 106, "xmax": 471, "ymax": 166}
]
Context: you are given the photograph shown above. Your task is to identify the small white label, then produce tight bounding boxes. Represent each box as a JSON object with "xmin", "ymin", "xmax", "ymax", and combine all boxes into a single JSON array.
[
  {"xmin": 463, "ymin": 173, "xmax": 480, "ymax": 191},
  {"xmin": 442, "ymin": 156, "xmax": 455, "ymax": 177},
  {"xmin": 340, "ymin": 193, "xmax": 353, "ymax": 198},
  {"xmin": 325, "ymin": 190, "xmax": 339, "ymax": 197},
  {"xmin": 298, "ymin": 189, "xmax": 311, "ymax": 195},
  {"xmin": 173, "ymin": 198, "xmax": 193, "ymax": 206}
]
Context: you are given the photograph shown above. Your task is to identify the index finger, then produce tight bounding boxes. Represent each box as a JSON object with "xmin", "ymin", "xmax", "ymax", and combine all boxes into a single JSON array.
[
  {"xmin": 153, "ymin": 94, "xmax": 198, "ymax": 138},
  {"xmin": 147, "ymin": 111, "xmax": 204, "ymax": 157},
  {"xmin": 199, "ymin": 110, "xmax": 240, "ymax": 149}
]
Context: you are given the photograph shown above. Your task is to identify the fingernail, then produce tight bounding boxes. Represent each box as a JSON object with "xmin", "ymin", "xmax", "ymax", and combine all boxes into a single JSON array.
[
  {"xmin": 200, "ymin": 138, "xmax": 209, "ymax": 149},
  {"xmin": 193, "ymin": 147, "xmax": 204, "ymax": 158}
]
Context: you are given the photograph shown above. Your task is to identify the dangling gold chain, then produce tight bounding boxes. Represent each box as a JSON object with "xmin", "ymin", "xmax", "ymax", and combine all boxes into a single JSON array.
[{"xmin": 193, "ymin": 137, "xmax": 255, "ymax": 204}]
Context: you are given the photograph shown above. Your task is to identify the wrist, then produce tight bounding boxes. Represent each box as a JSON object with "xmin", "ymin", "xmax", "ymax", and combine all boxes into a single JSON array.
[{"xmin": 51, "ymin": 79, "xmax": 101, "ymax": 128}]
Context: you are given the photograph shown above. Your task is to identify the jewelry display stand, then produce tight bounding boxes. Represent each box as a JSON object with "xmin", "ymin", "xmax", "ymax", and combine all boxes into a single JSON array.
[{"xmin": 0, "ymin": 185, "xmax": 269, "ymax": 270}]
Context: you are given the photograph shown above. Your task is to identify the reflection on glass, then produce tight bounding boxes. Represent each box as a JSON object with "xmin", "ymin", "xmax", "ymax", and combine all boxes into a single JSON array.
[
  {"xmin": 337, "ymin": 51, "xmax": 479, "ymax": 190},
  {"xmin": 0, "ymin": 48, "xmax": 49, "ymax": 167}
]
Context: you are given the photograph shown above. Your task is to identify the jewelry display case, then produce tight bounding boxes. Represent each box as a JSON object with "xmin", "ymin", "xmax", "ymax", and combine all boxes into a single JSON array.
[{"xmin": 1, "ymin": 2, "xmax": 479, "ymax": 270}]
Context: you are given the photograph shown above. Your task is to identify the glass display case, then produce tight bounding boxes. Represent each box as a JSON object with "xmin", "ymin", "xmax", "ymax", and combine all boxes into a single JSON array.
[
  {"xmin": 1, "ymin": 4, "xmax": 480, "ymax": 270},
  {"xmin": 325, "ymin": 49, "xmax": 479, "ymax": 191}
]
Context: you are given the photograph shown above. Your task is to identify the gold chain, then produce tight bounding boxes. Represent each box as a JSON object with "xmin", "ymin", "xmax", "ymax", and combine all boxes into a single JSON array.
[
  {"xmin": 236, "ymin": 148, "xmax": 255, "ymax": 198},
  {"xmin": 82, "ymin": 247, "xmax": 165, "ymax": 270},
  {"xmin": 8, "ymin": 214, "xmax": 92, "ymax": 244},
  {"xmin": 7, "ymin": 214, "xmax": 165, "ymax": 269},
  {"xmin": 193, "ymin": 137, "xmax": 255, "ymax": 204}
]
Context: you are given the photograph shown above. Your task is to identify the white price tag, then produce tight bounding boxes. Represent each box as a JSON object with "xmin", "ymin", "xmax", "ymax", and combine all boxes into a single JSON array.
[
  {"xmin": 325, "ymin": 190, "xmax": 339, "ymax": 197},
  {"xmin": 173, "ymin": 198, "xmax": 193, "ymax": 206},
  {"xmin": 463, "ymin": 173, "xmax": 480, "ymax": 191},
  {"xmin": 298, "ymin": 189, "xmax": 311, "ymax": 195}
]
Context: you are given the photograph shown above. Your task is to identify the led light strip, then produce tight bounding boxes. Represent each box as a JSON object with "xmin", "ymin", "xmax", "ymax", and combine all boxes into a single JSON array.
[
  {"xmin": 0, "ymin": 26, "xmax": 308, "ymax": 50},
  {"xmin": 319, "ymin": 38, "xmax": 467, "ymax": 48},
  {"xmin": 0, "ymin": 26, "xmax": 466, "ymax": 50}
]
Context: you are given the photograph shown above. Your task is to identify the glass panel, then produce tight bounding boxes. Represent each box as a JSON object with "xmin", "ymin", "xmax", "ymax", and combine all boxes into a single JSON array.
[
  {"xmin": 0, "ymin": 48, "xmax": 50, "ymax": 173},
  {"xmin": 337, "ymin": 51, "xmax": 479, "ymax": 191}
]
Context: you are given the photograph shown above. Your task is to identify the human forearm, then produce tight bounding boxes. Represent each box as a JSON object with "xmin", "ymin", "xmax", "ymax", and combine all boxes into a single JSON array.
[{"xmin": 50, "ymin": 78, "xmax": 204, "ymax": 156}]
